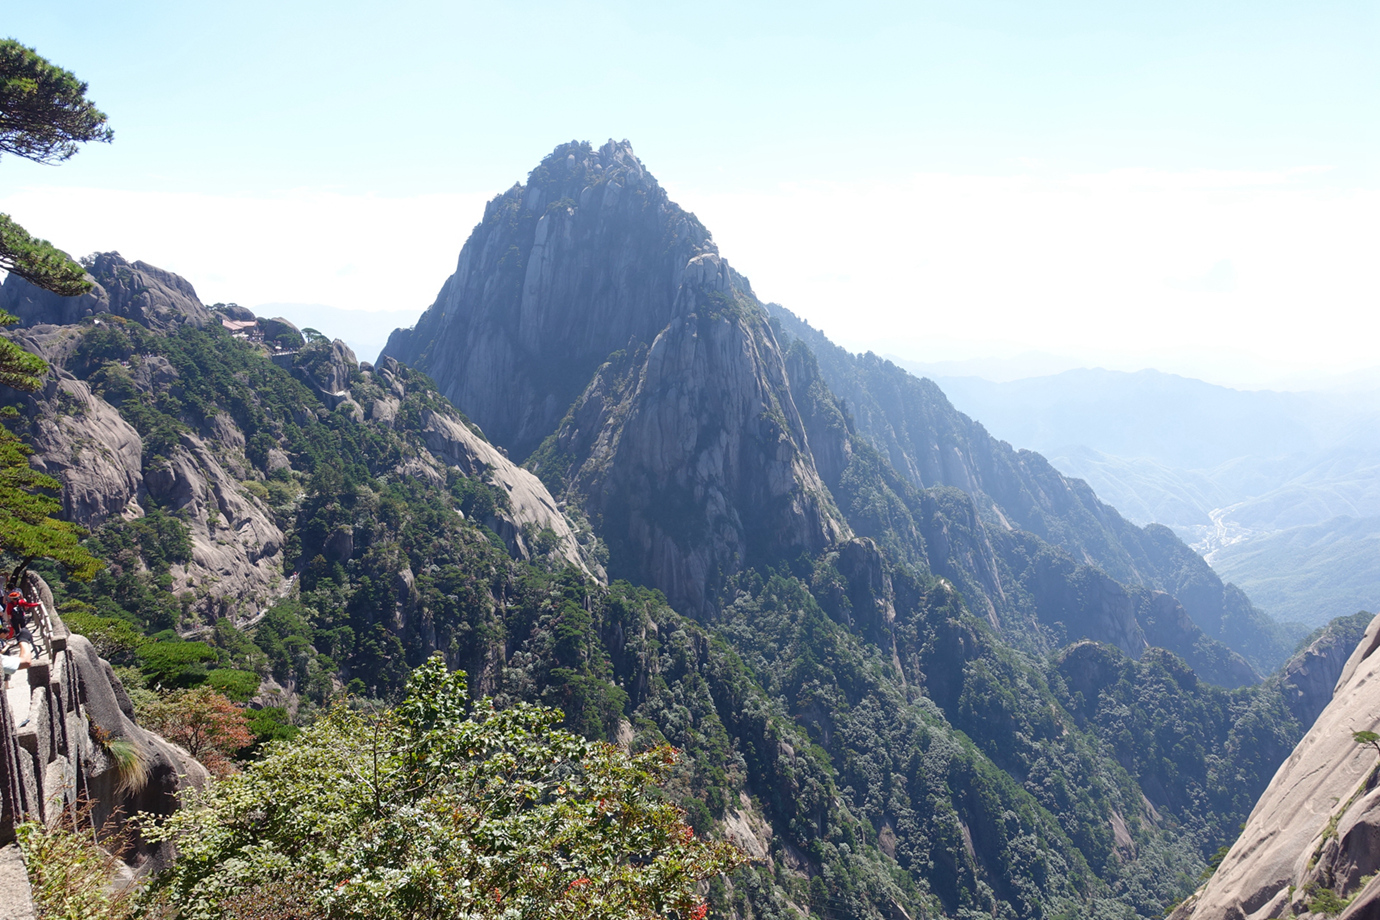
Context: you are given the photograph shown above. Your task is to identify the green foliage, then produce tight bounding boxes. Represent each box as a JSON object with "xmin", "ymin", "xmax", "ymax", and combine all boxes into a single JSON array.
[
  {"xmin": 1307, "ymin": 884, "xmax": 1348, "ymax": 916},
  {"xmin": 0, "ymin": 39, "xmax": 112, "ymax": 163},
  {"xmin": 142, "ymin": 655, "xmax": 745, "ymax": 919},
  {"xmin": 0, "ymin": 40, "xmax": 110, "ymax": 296},
  {"xmin": 0, "ymin": 215, "xmax": 92, "ymax": 296},
  {"xmin": 1352, "ymin": 730, "xmax": 1380, "ymax": 758},
  {"xmin": 60, "ymin": 606, "xmax": 144, "ymax": 664},
  {"xmin": 136, "ymin": 636, "xmax": 217, "ymax": 689},
  {"xmin": 0, "ymin": 423, "xmax": 100, "ymax": 582},
  {"xmin": 205, "ymin": 668, "xmax": 260, "ymax": 702},
  {"xmin": 0, "ymin": 305, "xmax": 51, "ymax": 389},
  {"xmin": 245, "ymin": 706, "xmax": 299, "ymax": 750}
]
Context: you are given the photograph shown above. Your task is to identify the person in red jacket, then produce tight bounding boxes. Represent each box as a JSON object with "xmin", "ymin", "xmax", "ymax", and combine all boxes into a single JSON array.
[
  {"xmin": 3, "ymin": 590, "xmax": 39, "ymax": 641},
  {"xmin": 1, "ymin": 591, "xmax": 37, "ymax": 683}
]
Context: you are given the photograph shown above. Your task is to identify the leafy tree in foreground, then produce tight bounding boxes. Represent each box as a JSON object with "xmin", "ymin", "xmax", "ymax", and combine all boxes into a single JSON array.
[
  {"xmin": 143, "ymin": 655, "xmax": 746, "ymax": 919},
  {"xmin": 0, "ymin": 38, "xmax": 112, "ymax": 295}
]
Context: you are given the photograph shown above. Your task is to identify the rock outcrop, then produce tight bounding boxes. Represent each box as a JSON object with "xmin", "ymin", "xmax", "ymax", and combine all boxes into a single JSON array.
[
  {"xmin": 0, "ymin": 251, "xmax": 213, "ymax": 331},
  {"xmin": 386, "ymin": 141, "xmax": 849, "ymax": 614},
  {"xmin": 0, "ymin": 590, "xmax": 207, "ymax": 872},
  {"xmin": 1271, "ymin": 612, "xmax": 1375, "ymax": 730},
  {"xmin": 537, "ymin": 296, "xmax": 848, "ymax": 614},
  {"xmin": 368, "ymin": 357, "xmax": 599, "ymax": 577},
  {"xmin": 1171, "ymin": 614, "xmax": 1380, "ymax": 919},
  {"xmin": 23, "ymin": 375, "xmax": 144, "ymax": 527}
]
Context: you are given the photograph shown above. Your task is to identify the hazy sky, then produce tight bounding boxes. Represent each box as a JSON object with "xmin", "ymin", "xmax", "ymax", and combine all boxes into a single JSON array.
[{"xmin": 3, "ymin": 1, "xmax": 1376, "ymax": 386}]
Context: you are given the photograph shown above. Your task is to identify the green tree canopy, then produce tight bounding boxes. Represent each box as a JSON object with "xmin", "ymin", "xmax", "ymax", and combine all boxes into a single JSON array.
[
  {"xmin": 0, "ymin": 39, "xmax": 112, "ymax": 163},
  {"xmin": 0, "ymin": 421, "xmax": 100, "ymax": 584},
  {"xmin": 0, "ymin": 303, "xmax": 100, "ymax": 586},
  {"xmin": 143, "ymin": 655, "xmax": 746, "ymax": 919},
  {"xmin": 0, "ymin": 215, "xmax": 91, "ymax": 297},
  {"xmin": 1, "ymin": 38, "xmax": 111, "ymax": 298}
]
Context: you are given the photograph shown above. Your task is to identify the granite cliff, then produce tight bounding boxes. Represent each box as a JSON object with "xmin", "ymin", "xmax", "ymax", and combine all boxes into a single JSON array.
[
  {"xmin": 0, "ymin": 257, "xmax": 599, "ymax": 627},
  {"xmin": 1171, "ymin": 613, "xmax": 1380, "ymax": 920}
]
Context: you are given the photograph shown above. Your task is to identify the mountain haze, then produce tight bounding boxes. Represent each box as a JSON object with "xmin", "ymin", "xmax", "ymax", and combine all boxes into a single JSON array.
[{"xmin": 925, "ymin": 368, "xmax": 1380, "ymax": 626}]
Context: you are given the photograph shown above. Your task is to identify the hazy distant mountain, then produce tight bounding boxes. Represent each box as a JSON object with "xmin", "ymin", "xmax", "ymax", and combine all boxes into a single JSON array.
[{"xmin": 911, "ymin": 366, "xmax": 1380, "ymax": 625}]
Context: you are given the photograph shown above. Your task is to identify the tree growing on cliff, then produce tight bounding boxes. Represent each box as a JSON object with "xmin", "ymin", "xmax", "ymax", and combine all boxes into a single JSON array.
[
  {"xmin": 0, "ymin": 303, "xmax": 101, "ymax": 589},
  {"xmin": 0, "ymin": 38, "xmax": 112, "ymax": 295},
  {"xmin": 0, "ymin": 419, "xmax": 101, "ymax": 586},
  {"xmin": 143, "ymin": 655, "xmax": 746, "ymax": 919},
  {"xmin": 0, "ymin": 39, "xmax": 110, "ymax": 587}
]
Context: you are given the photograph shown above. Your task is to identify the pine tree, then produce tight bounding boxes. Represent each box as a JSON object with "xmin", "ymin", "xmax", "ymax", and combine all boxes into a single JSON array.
[
  {"xmin": 0, "ymin": 38, "xmax": 112, "ymax": 296},
  {"xmin": 0, "ymin": 39, "xmax": 105, "ymax": 587}
]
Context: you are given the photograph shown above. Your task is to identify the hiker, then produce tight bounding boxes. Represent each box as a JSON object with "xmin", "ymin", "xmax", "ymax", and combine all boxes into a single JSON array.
[
  {"xmin": 3, "ymin": 590, "xmax": 38, "ymax": 640},
  {"xmin": 1, "ymin": 591, "xmax": 38, "ymax": 681}
]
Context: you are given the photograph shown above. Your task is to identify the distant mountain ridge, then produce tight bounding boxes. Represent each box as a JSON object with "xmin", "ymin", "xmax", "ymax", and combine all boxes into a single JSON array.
[{"xmin": 919, "ymin": 367, "xmax": 1380, "ymax": 625}]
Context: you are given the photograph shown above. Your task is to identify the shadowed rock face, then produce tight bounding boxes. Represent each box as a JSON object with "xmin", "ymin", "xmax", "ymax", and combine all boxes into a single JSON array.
[
  {"xmin": 383, "ymin": 140, "xmax": 728, "ymax": 462},
  {"xmin": 0, "ymin": 252, "xmax": 213, "ymax": 332},
  {"xmin": 1271, "ymin": 612, "xmax": 1374, "ymax": 730},
  {"xmin": 536, "ymin": 296, "xmax": 849, "ymax": 615}
]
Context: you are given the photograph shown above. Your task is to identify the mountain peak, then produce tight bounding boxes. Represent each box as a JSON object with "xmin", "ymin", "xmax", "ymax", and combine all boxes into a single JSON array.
[{"xmin": 383, "ymin": 139, "xmax": 740, "ymax": 457}]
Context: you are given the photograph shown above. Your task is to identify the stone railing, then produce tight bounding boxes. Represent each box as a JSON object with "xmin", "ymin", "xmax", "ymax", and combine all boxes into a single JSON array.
[
  {"xmin": 0, "ymin": 577, "xmax": 208, "ymax": 895},
  {"xmin": 0, "ymin": 592, "xmax": 79, "ymax": 841}
]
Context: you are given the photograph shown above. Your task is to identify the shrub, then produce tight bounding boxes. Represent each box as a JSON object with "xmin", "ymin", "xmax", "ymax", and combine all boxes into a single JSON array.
[
  {"xmin": 141, "ymin": 655, "xmax": 745, "ymax": 918},
  {"xmin": 205, "ymin": 668, "xmax": 260, "ymax": 703}
]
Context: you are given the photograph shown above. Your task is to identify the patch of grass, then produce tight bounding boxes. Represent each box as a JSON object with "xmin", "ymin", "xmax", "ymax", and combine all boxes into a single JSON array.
[{"xmin": 16, "ymin": 805, "xmax": 135, "ymax": 920}]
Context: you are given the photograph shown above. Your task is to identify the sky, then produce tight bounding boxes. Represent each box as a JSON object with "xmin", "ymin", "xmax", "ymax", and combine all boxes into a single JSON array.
[{"xmin": 2, "ymin": 1, "xmax": 1377, "ymax": 388}]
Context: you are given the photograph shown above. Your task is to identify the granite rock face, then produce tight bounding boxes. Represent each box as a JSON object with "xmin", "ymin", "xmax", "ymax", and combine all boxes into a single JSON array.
[
  {"xmin": 1171, "ymin": 614, "xmax": 1380, "ymax": 920},
  {"xmin": 1271, "ymin": 612, "xmax": 1374, "ymax": 730},
  {"xmin": 383, "ymin": 140, "xmax": 731, "ymax": 461},
  {"xmin": 0, "ymin": 251, "xmax": 600, "ymax": 622},
  {"xmin": 387, "ymin": 141, "xmax": 849, "ymax": 614},
  {"xmin": 0, "ymin": 251, "xmax": 213, "ymax": 332},
  {"xmin": 536, "ymin": 292, "xmax": 848, "ymax": 615},
  {"xmin": 368, "ymin": 356, "xmax": 600, "ymax": 578},
  {"xmin": 24, "ymin": 374, "xmax": 144, "ymax": 528},
  {"xmin": 66, "ymin": 634, "xmax": 211, "ymax": 872}
]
